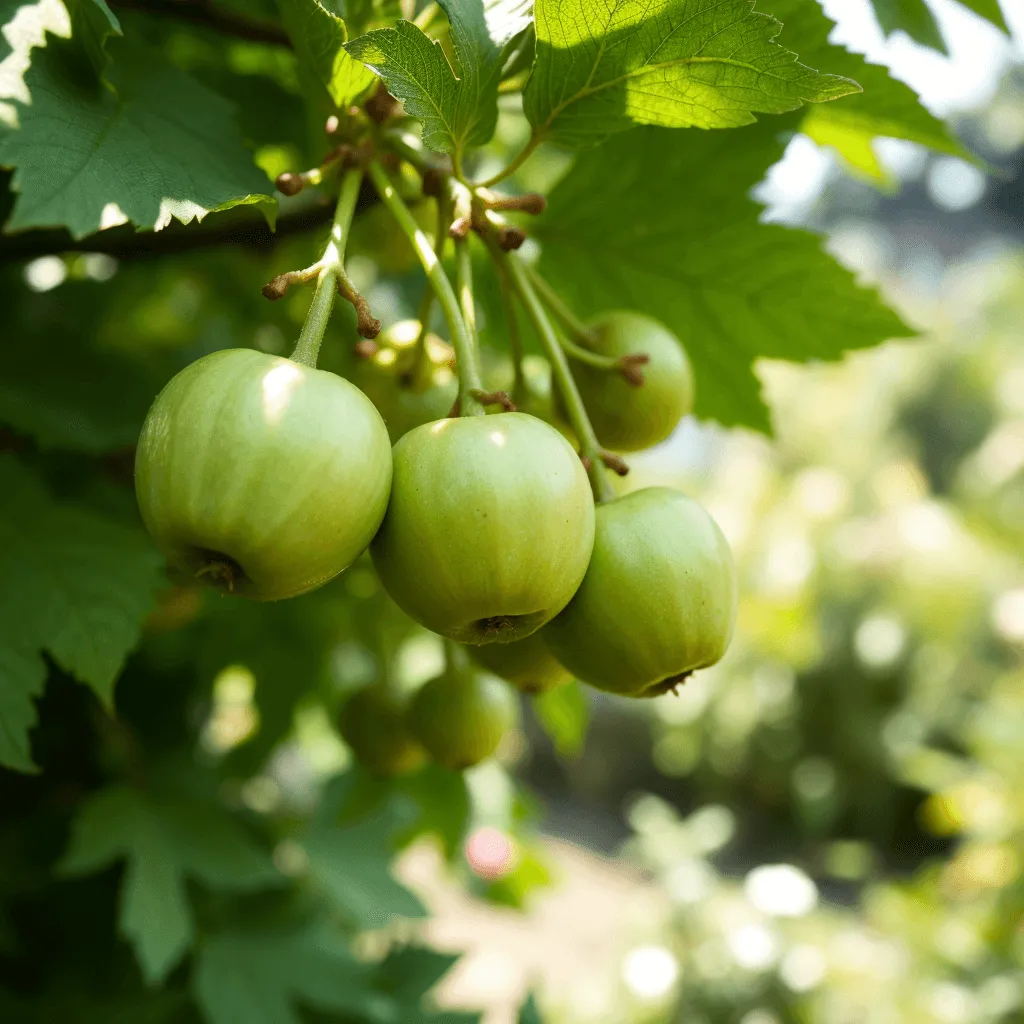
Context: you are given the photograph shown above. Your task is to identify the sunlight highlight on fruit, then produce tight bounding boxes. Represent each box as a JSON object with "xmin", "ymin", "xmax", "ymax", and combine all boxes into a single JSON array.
[{"xmin": 260, "ymin": 361, "xmax": 304, "ymax": 424}]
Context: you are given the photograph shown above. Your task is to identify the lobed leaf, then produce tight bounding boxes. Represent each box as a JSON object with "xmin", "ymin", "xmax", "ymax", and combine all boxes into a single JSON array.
[
  {"xmin": 60, "ymin": 786, "xmax": 280, "ymax": 983},
  {"xmin": 0, "ymin": 39, "xmax": 274, "ymax": 238},
  {"xmin": 767, "ymin": 0, "xmax": 972, "ymax": 182},
  {"xmin": 0, "ymin": 459, "xmax": 164, "ymax": 769},
  {"xmin": 536, "ymin": 118, "xmax": 915, "ymax": 431},
  {"xmin": 523, "ymin": 0, "xmax": 861, "ymax": 148},
  {"xmin": 276, "ymin": 0, "xmax": 376, "ymax": 108}
]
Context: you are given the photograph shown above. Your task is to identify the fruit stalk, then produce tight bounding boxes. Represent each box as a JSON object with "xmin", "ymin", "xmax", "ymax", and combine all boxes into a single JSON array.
[
  {"xmin": 493, "ymin": 245, "xmax": 616, "ymax": 503},
  {"xmin": 291, "ymin": 168, "xmax": 363, "ymax": 367},
  {"xmin": 366, "ymin": 158, "xmax": 485, "ymax": 416},
  {"xmin": 409, "ymin": 183, "xmax": 452, "ymax": 382}
]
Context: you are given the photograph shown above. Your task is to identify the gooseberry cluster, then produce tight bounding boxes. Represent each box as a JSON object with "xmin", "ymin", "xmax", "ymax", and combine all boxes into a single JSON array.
[{"xmin": 134, "ymin": 100, "xmax": 736, "ymax": 774}]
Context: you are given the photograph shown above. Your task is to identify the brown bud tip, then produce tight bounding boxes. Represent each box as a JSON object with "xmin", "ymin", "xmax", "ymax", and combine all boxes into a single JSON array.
[
  {"xmin": 600, "ymin": 451, "xmax": 630, "ymax": 476},
  {"xmin": 261, "ymin": 276, "xmax": 290, "ymax": 300},
  {"xmin": 325, "ymin": 115, "xmax": 340, "ymax": 135},
  {"xmin": 497, "ymin": 226, "xmax": 527, "ymax": 251},
  {"xmin": 275, "ymin": 172, "xmax": 304, "ymax": 197},
  {"xmin": 518, "ymin": 193, "xmax": 547, "ymax": 215},
  {"xmin": 422, "ymin": 167, "xmax": 445, "ymax": 197},
  {"xmin": 357, "ymin": 314, "xmax": 382, "ymax": 340},
  {"xmin": 365, "ymin": 84, "xmax": 398, "ymax": 124},
  {"xmin": 449, "ymin": 215, "xmax": 471, "ymax": 240},
  {"xmin": 354, "ymin": 339, "xmax": 379, "ymax": 359}
]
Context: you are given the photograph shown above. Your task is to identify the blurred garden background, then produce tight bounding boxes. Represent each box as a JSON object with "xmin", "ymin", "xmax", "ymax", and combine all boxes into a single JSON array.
[{"xmin": 1, "ymin": 1, "xmax": 1023, "ymax": 1023}]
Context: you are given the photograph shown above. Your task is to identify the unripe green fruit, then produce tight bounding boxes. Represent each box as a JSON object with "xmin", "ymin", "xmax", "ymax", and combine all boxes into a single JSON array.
[
  {"xmin": 543, "ymin": 488, "xmax": 736, "ymax": 697},
  {"xmin": 135, "ymin": 348, "xmax": 392, "ymax": 600},
  {"xmin": 349, "ymin": 320, "xmax": 458, "ymax": 442},
  {"xmin": 371, "ymin": 413, "xmax": 595, "ymax": 644},
  {"xmin": 338, "ymin": 687, "xmax": 427, "ymax": 777},
  {"xmin": 471, "ymin": 633, "xmax": 572, "ymax": 694},
  {"xmin": 571, "ymin": 311, "xmax": 694, "ymax": 451},
  {"xmin": 411, "ymin": 669, "xmax": 518, "ymax": 770}
]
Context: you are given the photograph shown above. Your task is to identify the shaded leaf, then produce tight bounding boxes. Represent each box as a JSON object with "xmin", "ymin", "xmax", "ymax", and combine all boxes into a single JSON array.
[
  {"xmin": 537, "ymin": 120, "xmax": 914, "ymax": 431},
  {"xmin": 523, "ymin": 0, "xmax": 860, "ymax": 148},
  {"xmin": 0, "ymin": 458, "xmax": 162, "ymax": 724},
  {"xmin": 193, "ymin": 924, "xmax": 372, "ymax": 1024},
  {"xmin": 60, "ymin": 786, "xmax": 280, "ymax": 984},
  {"xmin": 0, "ymin": 39, "xmax": 274, "ymax": 238},
  {"xmin": 65, "ymin": 0, "xmax": 121, "ymax": 79},
  {"xmin": 0, "ymin": 641, "xmax": 45, "ymax": 772}
]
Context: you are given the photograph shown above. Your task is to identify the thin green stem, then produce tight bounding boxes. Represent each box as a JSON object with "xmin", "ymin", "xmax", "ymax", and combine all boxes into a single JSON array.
[
  {"xmin": 409, "ymin": 185, "xmax": 452, "ymax": 383},
  {"xmin": 367, "ymin": 158, "xmax": 484, "ymax": 415},
  {"xmin": 442, "ymin": 637, "xmax": 471, "ymax": 678},
  {"xmin": 289, "ymin": 168, "xmax": 363, "ymax": 367},
  {"xmin": 476, "ymin": 131, "xmax": 542, "ymax": 189},
  {"xmin": 495, "ymin": 245, "xmax": 615, "ymax": 503},
  {"xmin": 495, "ymin": 257, "xmax": 527, "ymax": 402},
  {"xmin": 526, "ymin": 265, "xmax": 595, "ymax": 346},
  {"xmin": 291, "ymin": 270, "xmax": 336, "ymax": 367}
]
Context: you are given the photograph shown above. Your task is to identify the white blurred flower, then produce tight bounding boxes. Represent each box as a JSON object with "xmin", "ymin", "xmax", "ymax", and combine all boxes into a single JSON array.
[
  {"xmin": 855, "ymin": 614, "xmax": 907, "ymax": 668},
  {"xmin": 666, "ymin": 859, "xmax": 716, "ymax": 905},
  {"xmin": 727, "ymin": 924, "xmax": 779, "ymax": 971},
  {"xmin": 992, "ymin": 588, "xmax": 1024, "ymax": 643},
  {"xmin": 24, "ymin": 255, "xmax": 67, "ymax": 292},
  {"xmin": 622, "ymin": 946, "xmax": 679, "ymax": 999},
  {"xmin": 744, "ymin": 865, "xmax": 819, "ymax": 917},
  {"xmin": 780, "ymin": 945, "xmax": 827, "ymax": 992}
]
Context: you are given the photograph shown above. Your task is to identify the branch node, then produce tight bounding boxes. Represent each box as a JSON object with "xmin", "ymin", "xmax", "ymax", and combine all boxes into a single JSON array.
[
  {"xmin": 449, "ymin": 215, "xmax": 471, "ymax": 240},
  {"xmin": 261, "ymin": 274, "xmax": 291, "ymax": 300},
  {"xmin": 336, "ymin": 274, "xmax": 381, "ymax": 339}
]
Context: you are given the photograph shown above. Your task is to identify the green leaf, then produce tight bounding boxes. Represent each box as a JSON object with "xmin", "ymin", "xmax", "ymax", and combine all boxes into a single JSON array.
[
  {"xmin": 0, "ymin": 0, "xmax": 69, "ymax": 128},
  {"xmin": 518, "ymin": 993, "xmax": 544, "ymax": 1024},
  {"xmin": 536, "ymin": 120, "xmax": 915, "ymax": 431},
  {"xmin": 533, "ymin": 681, "xmax": 589, "ymax": 758},
  {"xmin": 371, "ymin": 945, "xmax": 461, "ymax": 1007},
  {"xmin": 398, "ymin": 762, "xmax": 471, "ymax": 859},
  {"xmin": 0, "ymin": 458, "xmax": 162, "ymax": 748},
  {"xmin": 302, "ymin": 789, "xmax": 427, "ymax": 929},
  {"xmin": 60, "ymin": 786, "xmax": 279, "ymax": 984},
  {"xmin": 276, "ymin": 0, "xmax": 376, "ymax": 108},
  {"xmin": 345, "ymin": 21, "xmax": 460, "ymax": 153},
  {"xmin": 345, "ymin": 0, "xmax": 526, "ymax": 156},
  {"xmin": 766, "ymin": 0, "xmax": 972, "ymax": 182},
  {"xmin": 0, "ymin": 333, "xmax": 156, "ymax": 453},
  {"xmin": 870, "ymin": 0, "xmax": 947, "ymax": 53},
  {"xmin": 955, "ymin": 0, "xmax": 1010, "ymax": 33},
  {"xmin": 0, "ymin": 643, "xmax": 46, "ymax": 772},
  {"xmin": 0, "ymin": 39, "xmax": 274, "ymax": 238},
  {"xmin": 65, "ymin": 0, "xmax": 122, "ymax": 79},
  {"xmin": 193, "ymin": 924, "xmax": 373, "ymax": 1024},
  {"xmin": 522, "ymin": 0, "xmax": 861, "ymax": 148}
]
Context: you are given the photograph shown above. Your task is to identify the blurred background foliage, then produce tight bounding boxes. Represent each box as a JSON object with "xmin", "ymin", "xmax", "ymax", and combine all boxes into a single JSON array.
[{"xmin": 0, "ymin": 3, "xmax": 1022, "ymax": 1024}]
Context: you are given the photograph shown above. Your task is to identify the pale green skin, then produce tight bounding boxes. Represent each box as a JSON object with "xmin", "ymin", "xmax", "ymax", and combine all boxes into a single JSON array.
[
  {"xmin": 471, "ymin": 633, "xmax": 573, "ymax": 694},
  {"xmin": 135, "ymin": 349, "xmax": 392, "ymax": 601},
  {"xmin": 543, "ymin": 488, "xmax": 737, "ymax": 697},
  {"xmin": 571, "ymin": 311, "xmax": 694, "ymax": 452},
  {"xmin": 338, "ymin": 687, "xmax": 427, "ymax": 777},
  {"xmin": 371, "ymin": 412, "xmax": 596, "ymax": 644},
  {"xmin": 411, "ymin": 670, "xmax": 519, "ymax": 770}
]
